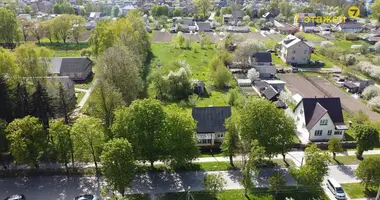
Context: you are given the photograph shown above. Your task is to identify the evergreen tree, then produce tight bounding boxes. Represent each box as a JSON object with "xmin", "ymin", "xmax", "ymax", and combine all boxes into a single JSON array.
[
  {"xmin": 31, "ymin": 81, "xmax": 53, "ymax": 129},
  {"xmin": 0, "ymin": 77, "xmax": 13, "ymax": 122},
  {"xmin": 13, "ymin": 82, "xmax": 31, "ymax": 119},
  {"xmin": 56, "ymin": 82, "xmax": 71, "ymax": 125}
]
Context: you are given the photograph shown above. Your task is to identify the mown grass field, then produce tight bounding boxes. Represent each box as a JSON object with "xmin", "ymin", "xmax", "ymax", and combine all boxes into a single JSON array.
[{"xmin": 341, "ymin": 183, "xmax": 377, "ymax": 199}]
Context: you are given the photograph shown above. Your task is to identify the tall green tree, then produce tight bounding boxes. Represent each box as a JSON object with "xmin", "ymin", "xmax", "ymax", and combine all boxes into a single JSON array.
[
  {"xmin": 355, "ymin": 156, "xmax": 380, "ymax": 190},
  {"xmin": 14, "ymin": 44, "xmax": 53, "ymax": 78},
  {"xmin": 0, "ymin": 119, "xmax": 9, "ymax": 169},
  {"xmin": 328, "ymin": 138, "xmax": 344, "ymax": 160},
  {"xmin": 71, "ymin": 15, "xmax": 86, "ymax": 44},
  {"xmin": 31, "ymin": 81, "xmax": 53, "ymax": 129},
  {"xmin": 51, "ymin": 14, "xmax": 73, "ymax": 43},
  {"xmin": 50, "ymin": 120, "xmax": 74, "ymax": 172},
  {"xmin": 354, "ymin": 124, "xmax": 379, "ymax": 159},
  {"xmin": 269, "ymin": 170, "xmax": 287, "ymax": 197},
  {"xmin": 6, "ymin": 116, "xmax": 47, "ymax": 168},
  {"xmin": 371, "ymin": 0, "xmax": 380, "ymax": 20},
  {"xmin": 112, "ymin": 99, "xmax": 167, "ymax": 169},
  {"xmin": 13, "ymin": 83, "xmax": 31, "ymax": 119},
  {"xmin": 221, "ymin": 116, "xmax": 240, "ymax": 167},
  {"xmin": 99, "ymin": 45, "xmax": 143, "ymax": 104},
  {"xmin": 291, "ymin": 144, "xmax": 330, "ymax": 190},
  {"xmin": 111, "ymin": 5, "xmax": 121, "ymax": 17},
  {"xmin": 242, "ymin": 140, "xmax": 265, "ymax": 197},
  {"xmin": 0, "ymin": 77, "xmax": 13, "ymax": 122},
  {"xmin": 0, "ymin": 8, "xmax": 19, "ymax": 44},
  {"xmin": 193, "ymin": 0, "xmax": 214, "ymax": 18},
  {"xmin": 239, "ymin": 98, "xmax": 295, "ymax": 158},
  {"xmin": 56, "ymin": 82, "xmax": 72, "ymax": 125},
  {"xmin": 203, "ymin": 173, "xmax": 226, "ymax": 199},
  {"xmin": 87, "ymin": 80, "xmax": 125, "ymax": 139},
  {"xmin": 101, "ymin": 138, "xmax": 135, "ymax": 198},
  {"xmin": 71, "ymin": 116, "xmax": 105, "ymax": 174},
  {"xmin": 164, "ymin": 106, "xmax": 199, "ymax": 167}
]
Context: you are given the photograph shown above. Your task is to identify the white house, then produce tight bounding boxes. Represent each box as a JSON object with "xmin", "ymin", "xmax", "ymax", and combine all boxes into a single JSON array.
[
  {"xmin": 294, "ymin": 97, "xmax": 348, "ymax": 142},
  {"xmin": 279, "ymin": 35, "xmax": 312, "ymax": 65},
  {"xmin": 192, "ymin": 106, "xmax": 231, "ymax": 147}
]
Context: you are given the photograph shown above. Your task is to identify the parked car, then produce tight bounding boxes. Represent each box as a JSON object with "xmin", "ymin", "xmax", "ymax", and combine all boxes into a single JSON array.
[
  {"xmin": 169, "ymin": 28, "xmax": 177, "ymax": 33},
  {"xmin": 277, "ymin": 68, "xmax": 285, "ymax": 73},
  {"xmin": 74, "ymin": 195, "xmax": 98, "ymax": 200},
  {"xmin": 267, "ymin": 49, "xmax": 275, "ymax": 53},
  {"xmin": 315, "ymin": 60, "xmax": 325, "ymax": 66},
  {"xmin": 4, "ymin": 194, "xmax": 26, "ymax": 200},
  {"xmin": 292, "ymin": 67, "xmax": 298, "ymax": 73},
  {"xmin": 326, "ymin": 178, "xmax": 346, "ymax": 200}
]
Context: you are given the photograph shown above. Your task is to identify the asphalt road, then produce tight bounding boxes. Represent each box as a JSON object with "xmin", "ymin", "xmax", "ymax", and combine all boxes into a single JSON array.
[{"xmin": 0, "ymin": 165, "xmax": 360, "ymax": 200}]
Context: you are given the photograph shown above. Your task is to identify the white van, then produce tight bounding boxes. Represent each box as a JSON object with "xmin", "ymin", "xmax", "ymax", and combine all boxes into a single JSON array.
[{"xmin": 326, "ymin": 178, "xmax": 346, "ymax": 199}]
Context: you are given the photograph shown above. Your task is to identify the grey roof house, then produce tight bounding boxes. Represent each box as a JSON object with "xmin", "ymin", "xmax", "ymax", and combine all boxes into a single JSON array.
[
  {"xmin": 196, "ymin": 22, "xmax": 212, "ymax": 32},
  {"xmin": 192, "ymin": 106, "xmax": 231, "ymax": 147},
  {"xmin": 255, "ymin": 66, "xmax": 276, "ymax": 79},
  {"xmin": 51, "ymin": 57, "xmax": 93, "ymax": 81},
  {"xmin": 344, "ymin": 80, "xmax": 375, "ymax": 94},
  {"xmin": 249, "ymin": 52, "xmax": 272, "ymax": 66},
  {"xmin": 294, "ymin": 97, "xmax": 348, "ymax": 142}
]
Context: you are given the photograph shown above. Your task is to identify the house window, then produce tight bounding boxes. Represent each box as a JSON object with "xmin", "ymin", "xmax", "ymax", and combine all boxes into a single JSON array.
[
  {"xmin": 300, "ymin": 109, "xmax": 304, "ymax": 114},
  {"xmin": 320, "ymin": 119, "xmax": 328, "ymax": 125},
  {"xmin": 217, "ymin": 133, "xmax": 224, "ymax": 138},
  {"xmin": 199, "ymin": 139, "xmax": 212, "ymax": 144},
  {"xmin": 327, "ymin": 130, "xmax": 332, "ymax": 135},
  {"xmin": 304, "ymin": 50, "xmax": 307, "ymax": 54},
  {"xmin": 334, "ymin": 131, "xmax": 342, "ymax": 135},
  {"xmin": 292, "ymin": 50, "xmax": 296, "ymax": 54},
  {"xmin": 314, "ymin": 130, "xmax": 323, "ymax": 136},
  {"xmin": 292, "ymin": 57, "xmax": 295, "ymax": 60}
]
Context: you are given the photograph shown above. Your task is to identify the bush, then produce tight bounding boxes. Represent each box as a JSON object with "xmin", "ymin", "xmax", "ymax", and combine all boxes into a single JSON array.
[
  {"xmin": 345, "ymin": 33, "xmax": 359, "ymax": 41},
  {"xmin": 320, "ymin": 41, "xmax": 334, "ymax": 48},
  {"xmin": 343, "ymin": 54, "xmax": 356, "ymax": 65},
  {"xmin": 374, "ymin": 42, "xmax": 380, "ymax": 53},
  {"xmin": 368, "ymin": 96, "xmax": 380, "ymax": 108},
  {"xmin": 358, "ymin": 61, "xmax": 380, "ymax": 80},
  {"xmin": 362, "ymin": 85, "xmax": 380, "ymax": 100},
  {"xmin": 243, "ymin": 15, "xmax": 251, "ymax": 22},
  {"xmin": 248, "ymin": 21, "xmax": 255, "ymax": 27}
]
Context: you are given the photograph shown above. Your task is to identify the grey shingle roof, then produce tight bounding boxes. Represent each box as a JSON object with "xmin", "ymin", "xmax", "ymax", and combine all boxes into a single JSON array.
[
  {"xmin": 295, "ymin": 98, "xmax": 346, "ymax": 131},
  {"xmin": 261, "ymin": 86, "xmax": 278, "ymax": 101},
  {"xmin": 51, "ymin": 57, "xmax": 92, "ymax": 74},
  {"xmin": 253, "ymin": 52, "xmax": 272, "ymax": 63},
  {"xmin": 192, "ymin": 106, "xmax": 231, "ymax": 133}
]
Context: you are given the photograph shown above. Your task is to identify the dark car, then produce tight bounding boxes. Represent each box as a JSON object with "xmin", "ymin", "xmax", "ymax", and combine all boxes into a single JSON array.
[
  {"xmin": 74, "ymin": 194, "xmax": 98, "ymax": 200},
  {"xmin": 292, "ymin": 67, "xmax": 299, "ymax": 73},
  {"xmin": 267, "ymin": 49, "xmax": 275, "ymax": 53},
  {"xmin": 4, "ymin": 194, "xmax": 25, "ymax": 200},
  {"xmin": 277, "ymin": 68, "xmax": 285, "ymax": 73}
]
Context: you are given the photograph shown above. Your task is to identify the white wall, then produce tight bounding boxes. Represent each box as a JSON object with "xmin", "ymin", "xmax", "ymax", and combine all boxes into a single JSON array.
[
  {"xmin": 283, "ymin": 42, "xmax": 311, "ymax": 64},
  {"xmin": 294, "ymin": 102, "xmax": 306, "ymax": 129},
  {"xmin": 309, "ymin": 113, "xmax": 345, "ymax": 141}
]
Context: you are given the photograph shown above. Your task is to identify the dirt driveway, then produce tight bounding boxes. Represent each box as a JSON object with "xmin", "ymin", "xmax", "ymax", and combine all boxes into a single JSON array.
[
  {"xmin": 305, "ymin": 76, "xmax": 380, "ymax": 121},
  {"xmin": 277, "ymin": 74, "xmax": 326, "ymax": 98}
]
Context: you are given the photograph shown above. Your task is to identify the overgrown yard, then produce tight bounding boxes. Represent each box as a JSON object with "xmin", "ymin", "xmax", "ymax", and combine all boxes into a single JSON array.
[
  {"xmin": 157, "ymin": 187, "xmax": 328, "ymax": 200},
  {"xmin": 302, "ymin": 33, "xmax": 325, "ymax": 42},
  {"xmin": 149, "ymin": 42, "xmax": 233, "ymax": 107},
  {"xmin": 341, "ymin": 183, "xmax": 377, "ymax": 199}
]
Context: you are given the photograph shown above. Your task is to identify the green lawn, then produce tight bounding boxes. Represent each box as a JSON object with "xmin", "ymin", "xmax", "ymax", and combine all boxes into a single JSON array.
[
  {"xmin": 331, "ymin": 40, "xmax": 366, "ymax": 49},
  {"xmin": 199, "ymin": 152, "xmax": 224, "ymax": 157},
  {"xmin": 302, "ymin": 33, "xmax": 325, "ymax": 42},
  {"xmin": 341, "ymin": 183, "xmax": 378, "ymax": 199},
  {"xmin": 331, "ymin": 154, "xmax": 380, "ymax": 165},
  {"xmin": 264, "ymin": 39, "xmax": 278, "ymax": 49},
  {"xmin": 149, "ymin": 42, "xmax": 232, "ymax": 107},
  {"xmin": 250, "ymin": 26, "xmax": 258, "ymax": 32},
  {"xmin": 271, "ymin": 53, "xmax": 287, "ymax": 66},
  {"xmin": 75, "ymin": 92, "xmax": 85, "ymax": 104},
  {"xmin": 54, "ymin": 50, "xmax": 82, "ymax": 57},
  {"xmin": 158, "ymin": 187, "xmax": 328, "ymax": 200},
  {"xmin": 310, "ymin": 53, "xmax": 342, "ymax": 68}
]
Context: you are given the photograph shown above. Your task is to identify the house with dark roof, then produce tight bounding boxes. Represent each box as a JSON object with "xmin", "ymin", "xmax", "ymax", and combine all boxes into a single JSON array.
[
  {"xmin": 192, "ymin": 106, "xmax": 232, "ymax": 147},
  {"xmin": 336, "ymin": 22, "xmax": 362, "ymax": 33},
  {"xmin": 50, "ymin": 57, "xmax": 93, "ymax": 81},
  {"xmin": 294, "ymin": 97, "xmax": 348, "ymax": 142},
  {"xmin": 279, "ymin": 35, "xmax": 312, "ymax": 65},
  {"xmin": 249, "ymin": 52, "xmax": 272, "ymax": 66},
  {"xmin": 196, "ymin": 22, "xmax": 212, "ymax": 32},
  {"xmin": 261, "ymin": 86, "xmax": 279, "ymax": 101},
  {"xmin": 343, "ymin": 80, "xmax": 374, "ymax": 94}
]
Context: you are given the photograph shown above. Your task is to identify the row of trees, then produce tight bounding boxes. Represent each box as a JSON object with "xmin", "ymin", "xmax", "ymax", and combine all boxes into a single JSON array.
[{"xmin": 0, "ymin": 8, "xmax": 87, "ymax": 44}]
